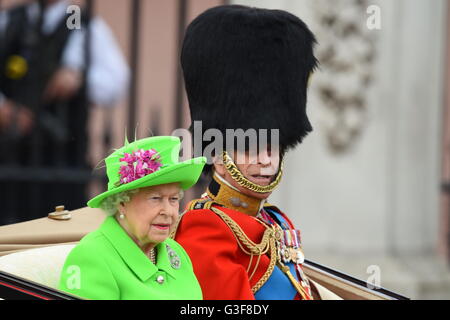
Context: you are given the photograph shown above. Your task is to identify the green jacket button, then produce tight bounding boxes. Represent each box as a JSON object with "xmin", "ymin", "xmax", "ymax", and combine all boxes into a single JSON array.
[{"xmin": 156, "ymin": 275, "xmax": 165, "ymax": 284}]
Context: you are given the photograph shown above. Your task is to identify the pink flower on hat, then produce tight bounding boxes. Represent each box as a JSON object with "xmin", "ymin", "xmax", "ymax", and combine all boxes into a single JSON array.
[{"xmin": 118, "ymin": 148, "xmax": 162, "ymax": 185}]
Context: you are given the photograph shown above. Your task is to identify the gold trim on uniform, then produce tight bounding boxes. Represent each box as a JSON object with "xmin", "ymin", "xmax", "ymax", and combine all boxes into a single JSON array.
[
  {"xmin": 210, "ymin": 207, "xmax": 277, "ymax": 293},
  {"xmin": 182, "ymin": 183, "xmax": 312, "ymax": 298},
  {"xmin": 210, "ymin": 206, "xmax": 311, "ymax": 299}
]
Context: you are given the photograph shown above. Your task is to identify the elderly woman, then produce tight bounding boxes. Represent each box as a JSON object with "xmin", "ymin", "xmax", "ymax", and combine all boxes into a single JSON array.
[{"xmin": 58, "ymin": 136, "xmax": 206, "ymax": 300}]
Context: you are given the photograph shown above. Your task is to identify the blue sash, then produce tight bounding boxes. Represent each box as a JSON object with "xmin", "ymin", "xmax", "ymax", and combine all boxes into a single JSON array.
[{"xmin": 254, "ymin": 209, "xmax": 300, "ymax": 300}]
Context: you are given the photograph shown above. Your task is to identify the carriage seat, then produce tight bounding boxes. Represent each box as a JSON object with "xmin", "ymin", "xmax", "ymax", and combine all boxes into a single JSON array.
[{"xmin": 0, "ymin": 244, "xmax": 76, "ymax": 289}]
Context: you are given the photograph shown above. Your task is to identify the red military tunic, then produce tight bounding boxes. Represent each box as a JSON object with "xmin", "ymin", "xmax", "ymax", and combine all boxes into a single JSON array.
[
  {"xmin": 175, "ymin": 193, "xmax": 313, "ymax": 300},
  {"xmin": 176, "ymin": 202, "xmax": 272, "ymax": 299}
]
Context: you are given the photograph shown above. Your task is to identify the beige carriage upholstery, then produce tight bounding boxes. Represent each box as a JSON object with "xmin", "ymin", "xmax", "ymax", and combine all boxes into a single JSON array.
[
  {"xmin": 0, "ymin": 206, "xmax": 105, "ymax": 290},
  {"xmin": 0, "ymin": 244, "xmax": 76, "ymax": 289},
  {"xmin": 0, "ymin": 207, "xmax": 106, "ymax": 257}
]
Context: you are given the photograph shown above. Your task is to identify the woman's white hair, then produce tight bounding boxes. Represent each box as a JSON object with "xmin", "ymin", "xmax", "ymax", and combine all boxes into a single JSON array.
[
  {"xmin": 100, "ymin": 189, "xmax": 139, "ymax": 216},
  {"xmin": 99, "ymin": 187, "xmax": 185, "ymax": 216}
]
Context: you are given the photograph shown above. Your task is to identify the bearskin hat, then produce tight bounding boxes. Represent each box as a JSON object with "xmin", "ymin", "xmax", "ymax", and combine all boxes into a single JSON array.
[{"xmin": 181, "ymin": 4, "xmax": 318, "ymax": 159}]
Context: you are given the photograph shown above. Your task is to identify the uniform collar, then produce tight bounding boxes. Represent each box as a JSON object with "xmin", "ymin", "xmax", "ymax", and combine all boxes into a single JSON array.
[
  {"xmin": 206, "ymin": 173, "xmax": 266, "ymax": 216},
  {"xmin": 99, "ymin": 216, "xmax": 177, "ymax": 282}
]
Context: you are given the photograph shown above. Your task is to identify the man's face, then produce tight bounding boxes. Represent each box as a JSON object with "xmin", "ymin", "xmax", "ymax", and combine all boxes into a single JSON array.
[{"xmin": 214, "ymin": 146, "xmax": 280, "ymax": 200}]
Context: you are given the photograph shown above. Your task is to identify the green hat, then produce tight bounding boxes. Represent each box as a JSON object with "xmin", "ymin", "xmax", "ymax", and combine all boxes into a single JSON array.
[{"xmin": 87, "ymin": 136, "xmax": 206, "ymax": 208}]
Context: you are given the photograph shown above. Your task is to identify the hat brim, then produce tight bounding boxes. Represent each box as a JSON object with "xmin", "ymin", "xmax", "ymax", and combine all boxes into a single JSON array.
[{"xmin": 87, "ymin": 157, "xmax": 206, "ymax": 208}]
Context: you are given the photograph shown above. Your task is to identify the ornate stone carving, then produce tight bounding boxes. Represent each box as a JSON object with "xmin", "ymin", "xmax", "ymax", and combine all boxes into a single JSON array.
[{"xmin": 311, "ymin": 0, "xmax": 377, "ymax": 153}]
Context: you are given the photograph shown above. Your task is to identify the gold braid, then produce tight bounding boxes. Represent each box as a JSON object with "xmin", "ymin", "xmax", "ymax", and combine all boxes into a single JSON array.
[
  {"xmin": 277, "ymin": 262, "xmax": 310, "ymax": 300},
  {"xmin": 222, "ymin": 151, "xmax": 283, "ymax": 193},
  {"xmin": 211, "ymin": 207, "xmax": 271, "ymax": 255},
  {"xmin": 251, "ymin": 235, "xmax": 278, "ymax": 293},
  {"xmin": 211, "ymin": 207, "xmax": 277, "ymax": 293},
  {"xmin": 211, "ymin": 207, "xmax": 312, "ymax": 299}
]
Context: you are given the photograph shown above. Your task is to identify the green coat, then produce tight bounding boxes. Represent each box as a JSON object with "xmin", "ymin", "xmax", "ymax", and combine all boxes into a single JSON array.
[{"xmin": 58, "ymin": 216, "xmax": 202, "ymax": 300}]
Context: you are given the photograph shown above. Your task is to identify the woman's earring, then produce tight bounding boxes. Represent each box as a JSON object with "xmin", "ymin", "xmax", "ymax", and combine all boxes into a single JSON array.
[{"xmin": 119, "ymin": 211, "xmax": 125, "ymax": 220}]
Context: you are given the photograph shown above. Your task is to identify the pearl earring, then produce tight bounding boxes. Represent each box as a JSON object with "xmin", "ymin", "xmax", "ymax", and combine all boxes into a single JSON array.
[{"xmin": 119, "ymin": 212, "xmax": 125, "ymax": 220}]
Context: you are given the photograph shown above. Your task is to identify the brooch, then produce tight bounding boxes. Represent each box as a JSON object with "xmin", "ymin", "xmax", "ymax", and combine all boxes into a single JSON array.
[{"xmin": 166, "ymin": 244, "xmax": 181, "ymax": 269}]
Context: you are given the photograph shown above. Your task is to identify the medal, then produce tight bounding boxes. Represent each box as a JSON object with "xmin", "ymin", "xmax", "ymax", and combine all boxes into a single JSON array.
[
  {"xmin": 281, "ymin": 246, "xmax": 291, "ymax": 263},
  {"xmin": 295, "ymin": 248, "xmax": 305, "ymax": 264},
  {"xmin": 279, "ymin": 229, "xmax": 304, "ymax": 265},
  {"xmin": 258, "ymin": 209, "xmax": 312, "ymax": 299},
  {"xmin": 289, "ymin": 247, "xmax": 298, "ymax": 263}
]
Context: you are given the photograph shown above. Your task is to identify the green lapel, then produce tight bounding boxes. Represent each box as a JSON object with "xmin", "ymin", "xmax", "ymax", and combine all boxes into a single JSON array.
[{"xmin": 99, "ymin": 216, "xmax": 177, "ymax": 282}]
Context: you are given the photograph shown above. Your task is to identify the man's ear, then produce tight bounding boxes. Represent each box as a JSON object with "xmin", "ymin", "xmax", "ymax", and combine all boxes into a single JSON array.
[{"xmin": 212, "ymin": 155, "xmax": 226, "ymax": 176}]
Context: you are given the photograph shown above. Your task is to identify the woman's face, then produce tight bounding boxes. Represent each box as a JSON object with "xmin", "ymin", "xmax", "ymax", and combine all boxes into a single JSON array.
[{"xmin": 118, "ymin": 183, "xmax": 181, "ymax": 250}]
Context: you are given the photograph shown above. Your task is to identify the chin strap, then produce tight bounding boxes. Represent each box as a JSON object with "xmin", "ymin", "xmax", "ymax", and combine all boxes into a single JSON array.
[{"xmin": 222, "ymin": 151, "xmax": 283, "ymax": 194}]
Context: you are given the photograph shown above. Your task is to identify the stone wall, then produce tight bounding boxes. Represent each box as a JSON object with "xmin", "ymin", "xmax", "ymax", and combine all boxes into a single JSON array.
[{"xmin": 233, "ymin": 0, "xmax": 449, "ymax": 299}]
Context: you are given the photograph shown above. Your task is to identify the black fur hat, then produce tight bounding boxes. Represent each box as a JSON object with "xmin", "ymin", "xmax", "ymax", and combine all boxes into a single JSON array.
[{"xmin": 181, "ymin": 5, "xmax": 318, "ymax": 156}]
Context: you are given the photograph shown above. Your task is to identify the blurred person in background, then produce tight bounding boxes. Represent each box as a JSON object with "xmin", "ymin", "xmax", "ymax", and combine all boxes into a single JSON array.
[{"xmin": 0, "ymin": 0, "xmax": 129, "ymax": 225}]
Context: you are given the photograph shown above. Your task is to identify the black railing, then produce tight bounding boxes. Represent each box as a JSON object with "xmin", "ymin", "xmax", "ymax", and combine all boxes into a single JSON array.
[
  {"xmin": 0, "ymin": 0, "xmax": 96, "ymax": 224},
  {"xmin": 127, "ymin": 0, "xmax": 141, "ymax": 141}
]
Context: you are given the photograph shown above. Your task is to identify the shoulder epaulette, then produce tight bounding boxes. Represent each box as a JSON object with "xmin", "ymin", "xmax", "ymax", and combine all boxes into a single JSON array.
[
  {"xmin": 171, "ymin": 199, "xmax": 220, "ymax": 238},
  {"xmin": 186, "ymin": 198, "xmax": 221, "ymax": 211}
]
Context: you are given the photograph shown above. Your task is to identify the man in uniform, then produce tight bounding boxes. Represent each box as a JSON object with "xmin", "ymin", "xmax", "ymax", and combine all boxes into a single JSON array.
[{"xmin": 174, "ymin": 5, "xmax": 338, "ymax": 300}]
